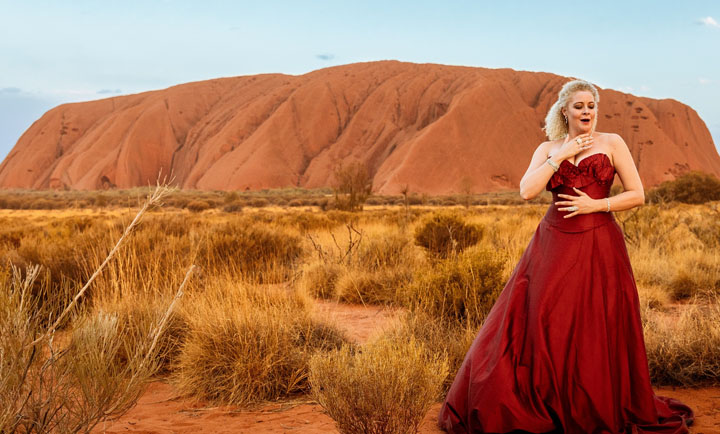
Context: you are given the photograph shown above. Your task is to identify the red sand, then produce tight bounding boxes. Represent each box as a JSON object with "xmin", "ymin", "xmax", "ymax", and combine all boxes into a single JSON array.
[{"xmin": 94, "ymin": 302, "xmax": 720, "ymax": 434}]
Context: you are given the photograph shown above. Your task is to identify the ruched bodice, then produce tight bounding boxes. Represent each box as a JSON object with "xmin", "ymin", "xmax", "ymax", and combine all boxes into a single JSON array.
[{"xmin": 543, "ymin": 153, "xmax": 616, "ymax": 233}]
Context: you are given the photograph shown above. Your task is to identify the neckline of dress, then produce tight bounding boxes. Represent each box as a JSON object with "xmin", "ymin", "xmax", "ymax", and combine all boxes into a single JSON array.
[{"xmin": 562, "ymin": 153, "xmax": 613, "ymax": 169}]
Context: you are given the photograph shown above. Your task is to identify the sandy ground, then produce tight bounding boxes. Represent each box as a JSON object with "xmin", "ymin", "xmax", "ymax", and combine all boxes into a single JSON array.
[{"xmin": 94, "ymin": 301, "xmax": 720, "ymax": 434}]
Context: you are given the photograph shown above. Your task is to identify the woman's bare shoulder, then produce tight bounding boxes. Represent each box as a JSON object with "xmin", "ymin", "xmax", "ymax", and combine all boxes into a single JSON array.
[
  {"xmin": 537, "ymin": 138, "xmax": 564, "ymax": 150},
  {"xmin": 594, "ymin": 131, "xmax": 625, "ymax": 145},
  {"xmin": 541, "ymin": 138, "xmax": 565, "ymax": 156}
]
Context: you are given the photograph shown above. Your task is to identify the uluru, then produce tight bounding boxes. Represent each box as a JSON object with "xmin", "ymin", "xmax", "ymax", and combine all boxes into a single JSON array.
[{"xmin": 1, "ymin": 60, "xmax": 718, "ymax": 194}]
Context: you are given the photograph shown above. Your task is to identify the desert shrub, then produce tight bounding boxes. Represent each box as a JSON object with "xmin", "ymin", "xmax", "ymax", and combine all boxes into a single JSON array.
[
  {"xmin": 186, "ymin": 200, "xmax": 211, "ymax": 212},
  {"xmin": 617, "ymin": 205, "xmax": 674, "ymax": 248},
  {"xmin": 403, "ymin": 246, "xmax": 506, "ymax": 327},
  {"xmin": 9, "ymin": 217, "xmax": 111, "ymax": 320},
  {"xmin": 222, "ymin": 200, "xmax": 244, "ymax": 213},
  {"xmin": 248, "ymin": 197, "xmax": 269, "ymax": 208},
  {"xmin": 164, "ymin": 196, "xmax": 190, "ymax": 209},
  {"xmin": 276, "ymin": 212, "xmax": 338, "ymax": 232},
  {"xmin": 335, "ymin": 267, "xmax": 412, "ymax": 305},
  {"xmin": 94, "ymin": 193, "xmax": 109, "ymax": 207},
  {"xmin": 669, "ymin": 270, "xmax": 697, "ymax": 300},
  {"xmin": 644, "ymin": 300, "xmax": 720, "ymax": 385},
  {"xmin": 91, "ymin": 294, "xmax": 189, "ymax": 374},
  {"xmin": 364, "ymin": 196, "xmax": 383, "ymax": 206},
  {"xmin": 666, "ymin": 250, "xmax": 720, "ymax": 300},
  {"xmin": 325, "ymin": 210, "xmax": 357, "ymax": 225},
  {"xmin": 66, "ymin": 303, "xmax": 171, "ymax": 415},
  {"xmin": 28, "ymin": 198, "xmax": 60, "ymax": 209},
  {"xmin": 142, "ymin": 213, "xmax": 190, "ymax": 237},
  {"xmin": 1, "ymin": 197, "xmax": 24, "ymax": 209},
  {"xmin": 407, "ymin": 194, "xmax": 424, "ymax": 205},
  {"xmin": 1, "ymin": 185, "xmax": 181, "ymax": 433},
  {"xmin": 309, "ymin": 336, "xmax": 448, "ymax": 434},
  {"xmin": 287, "ymin": 198, "xmax": 308, "ymax": 207},
  {"xmin": 440, "ymin": 197, "xmax": 459, "ymax": 206},
  {"xmin": 199, "ymin": 222, "xmax": 304, "ymax": 283},
  {"xmin": 647, "ymin": 171, "xmax": 720, "ymax": 204},
  {"xmin": 414, "ymin": 212, "xmax": 483, "ymax": 258},
  {"xmin": 224, "ymin": 191, "xmax": 239, "ymax": 204},
  {"xmin": 382, "ymin": 311, "xmax": 476, "ymax": 392},
  {"xmin": 355, "ymin": 232, "xmax": 414, "ymax": 271},
  {"xmin": 174, "ymin": 282, "xmax": 349, "ymax": 405},
  {"xmin": 15, "ymin": 217, "xmax": 106, "ymax": 280},
  {"xmin": 637, "ymin": 285, "xmax": 671, "ymax": 311},
  {"xmin": 300, "ymin": 261, "xmax": 344, "ymax": 299}
]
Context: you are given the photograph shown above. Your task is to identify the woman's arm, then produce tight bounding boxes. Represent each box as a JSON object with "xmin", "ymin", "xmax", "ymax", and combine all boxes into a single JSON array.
[
  {"xmin": 519, "ymin": 141, "xmax": 557, "ymax": 200},
  {"xmin": 604, "ymin": 133, "xmax": 645, "ymax": 211}
]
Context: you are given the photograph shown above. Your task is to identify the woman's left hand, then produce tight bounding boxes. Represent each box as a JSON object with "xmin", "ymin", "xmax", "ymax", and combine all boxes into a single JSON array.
[{"xmin": 555, "ymin": 187, "xmax": 598, "ymax": 218}]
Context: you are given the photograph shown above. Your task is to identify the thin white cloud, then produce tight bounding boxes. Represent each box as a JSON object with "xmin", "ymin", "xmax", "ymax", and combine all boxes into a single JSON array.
[
  {"xmin": 699, "ymin": 77, "xmax": 713, "ymax": 85},
  {"xmin": 699, "ymin": 16, "xmax": 720, "ymax": 28}
]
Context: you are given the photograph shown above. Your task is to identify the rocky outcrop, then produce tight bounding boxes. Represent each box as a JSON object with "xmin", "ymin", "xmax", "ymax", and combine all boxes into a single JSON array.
[{"xmin": 1, "ymin": 61, "xmax": 718, "ymax": 194}]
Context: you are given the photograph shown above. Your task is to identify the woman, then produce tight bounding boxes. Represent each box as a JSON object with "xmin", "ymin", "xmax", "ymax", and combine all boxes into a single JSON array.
[{"xmin": 437, "ymin": 80, "xmax": 694, "ymax": 433}]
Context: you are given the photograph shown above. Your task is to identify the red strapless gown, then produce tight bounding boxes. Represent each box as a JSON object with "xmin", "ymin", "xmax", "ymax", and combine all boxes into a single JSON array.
[{"xmin": 438, "ymin": 154, "xmax": 694, "ymax": 433}]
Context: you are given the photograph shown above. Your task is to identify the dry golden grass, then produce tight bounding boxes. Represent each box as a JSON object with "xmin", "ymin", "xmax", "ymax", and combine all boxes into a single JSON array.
[
  {"xmin": 402, "ymin": 245, "xmax": 507, "ymax": 327},
  {"xmin": 619, "ymin": 203, "xmax": 720, "ymax": 301},
  {"xmin": 0, "ymin": 184, "xmax": 188, "ymax": 433},
  {"xmin": 381, "ymin": 311, "xmax": 476, "ymax": 392},
  {"xmin": 309, "ymin": 336, "xmax": 448, "ymax": 434},
  {"xmin": 644, "ymin": 298, "xmax": 720, "ymax": 385},
  {"xmin": 301, "ymin": 224, "xmax": 419, "ymax": 305},
  {"xmin": 172, "ymin": 279, "xmax": 350, "ymax": 405},
  {"xmin": 1, "ymin": 193, "xmax": 720, "ymax": 433}
]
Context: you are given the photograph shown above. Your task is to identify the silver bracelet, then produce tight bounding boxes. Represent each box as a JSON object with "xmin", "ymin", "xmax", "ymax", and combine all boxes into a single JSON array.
[
  {"xmin": 606, "ymin": 197, "xmax": 611, "ymax": 212},
  {"xmin": 545, "ymin": 158, "xmax": 559, "ymax": 172}
]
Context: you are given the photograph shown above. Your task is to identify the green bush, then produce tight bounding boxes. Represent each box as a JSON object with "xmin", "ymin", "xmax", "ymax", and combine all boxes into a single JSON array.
[{"xmin": 647, "ymin": 171, "xmax": 720, "ymax": 204}]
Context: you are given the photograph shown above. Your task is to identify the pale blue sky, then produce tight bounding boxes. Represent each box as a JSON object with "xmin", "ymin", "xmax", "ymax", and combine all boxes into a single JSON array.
[{"xmin": 1, "ymin": 0, "xmax": 719, "ymax": 161}]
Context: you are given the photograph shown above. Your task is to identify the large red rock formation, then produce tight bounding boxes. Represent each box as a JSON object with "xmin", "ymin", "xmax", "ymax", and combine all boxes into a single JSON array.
[{"xmin": 1, "ymin": 61, "xmax": 718, "ymax": 194}]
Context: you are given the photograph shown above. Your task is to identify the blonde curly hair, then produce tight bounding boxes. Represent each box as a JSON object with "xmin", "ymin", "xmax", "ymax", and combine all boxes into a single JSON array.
[{"xmin": 543, "ymin": 80, "xmax": 600, "ymax": 141}]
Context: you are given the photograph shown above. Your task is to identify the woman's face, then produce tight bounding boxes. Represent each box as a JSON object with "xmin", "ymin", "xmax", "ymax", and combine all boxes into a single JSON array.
[{"xmin": 563, "ymin": 90, "xmax": 596, "ymax": 134}]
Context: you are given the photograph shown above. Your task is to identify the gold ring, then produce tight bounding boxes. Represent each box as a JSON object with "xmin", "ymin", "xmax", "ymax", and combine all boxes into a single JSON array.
[{"xmin": 576, "ymin": 138, "xmax": 582, "ymax": 145}]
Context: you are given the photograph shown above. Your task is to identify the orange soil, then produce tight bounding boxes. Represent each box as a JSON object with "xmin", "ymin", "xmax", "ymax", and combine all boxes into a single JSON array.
[{"xmin": 94, "ymin": 302, "xmax": 720, "ymax": 434}]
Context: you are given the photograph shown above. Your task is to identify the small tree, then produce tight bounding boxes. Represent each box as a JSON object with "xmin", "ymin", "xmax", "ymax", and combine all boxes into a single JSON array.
[
  {"xmin": 459, "ymin": 176, "xmax": 474, "ymax": 209},
  {"xmin": 333, "ymin": 161, "xmax": 373, "ymax": 212}
]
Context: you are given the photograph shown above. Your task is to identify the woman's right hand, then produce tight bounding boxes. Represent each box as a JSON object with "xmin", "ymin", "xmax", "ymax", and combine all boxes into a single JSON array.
[{"xmin": 553, "ymin": 133, "xmax": 594, "ymax": 161}]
